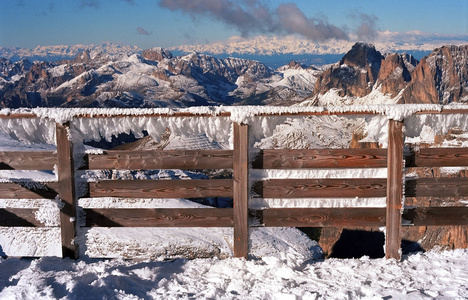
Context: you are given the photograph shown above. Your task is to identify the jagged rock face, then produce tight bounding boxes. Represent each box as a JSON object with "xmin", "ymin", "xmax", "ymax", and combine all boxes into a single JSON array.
[
  {"xmin": 377, "ymin": 53, "xmax": 417, "ymax": 97},
  {"xmin": 1, "ymin": 59, "xmax": 92, "ymax": 107},
  {"xmin": 142, "ymin": 47, "xmax": 173, "ymax": 62},
  {"xmin": 400, "ymin": 45, "xmax": 468, "ymax": 104},
  {"xmin": 312, "ymin": 43, "xmax": 385, "ymax": 98},
  {"xmin": 0, "ymin": 58, "xmax": 32, "ymax": 78},
  {"xmin": 0, "ymin": 48, "xmax": 315, "ymax": 108}
]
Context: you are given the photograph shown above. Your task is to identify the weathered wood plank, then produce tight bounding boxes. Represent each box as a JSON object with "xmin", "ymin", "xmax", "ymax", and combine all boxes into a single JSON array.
[
  {"xmin": 0, "ymin": 182, "xmax": 59, "ymax": 199},
  {"xmin": 252, "ymin": 148, "xmax": 388, "ymax": 169},
  {"xmin": 86, "ymin": 150, "xmax": 233, "ymax": 170},
  {"xmin": 56, "ymin": 122, "xmax": 78, "ymax": 259},
  {"xmin": 233, "ymin": 122, "xmax": 249, "ymax": 258},
  {"xmin": 0, "ymin": 151, "xmax": 57, "ymax": 170},
  {"xmin": 261, "ymin": 208, "xmax": 386, "ymax": 227},
  {"xmin": 253, "ymin": 178, "xmax": 387, "ymax": 198},
  {"xmin": 405, "ymin": 178, "xmax": 468, "ymax": 197},
  {"xmin": 84, "ymin": 208, "xmax": 233, "ymax": 227},
  {"xmin": 0, "ymin": 208, "xmax": 45, "ymax": 227},
  {"xmin": 410, "ymin": 148, "xmax": 468, "ymax": 167},
  {"xmin": 403, "ymin": 207, "xmax": 468, "ymax": 226},
  {"xmin": 386, "ymin": 119, "xmax": 404, "ymax": 260},
  {"xmin": 89, "ymin": 179, "xmax": 233, "ymax": 198}
]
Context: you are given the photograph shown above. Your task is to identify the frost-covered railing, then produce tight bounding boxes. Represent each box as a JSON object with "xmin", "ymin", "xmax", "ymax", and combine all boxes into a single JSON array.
[
  {"xmin": 1, "ymin": 105, "xmax": 468, "ymax": 260},
  {"xmin": 0, "ymin": 123, "xmax": 76, "ymax": 258}
]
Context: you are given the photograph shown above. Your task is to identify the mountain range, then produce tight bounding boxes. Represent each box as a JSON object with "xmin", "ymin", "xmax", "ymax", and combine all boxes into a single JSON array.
[{"xmin": 0, "ymin": 42, "xmax": 467, "ymax": 108}]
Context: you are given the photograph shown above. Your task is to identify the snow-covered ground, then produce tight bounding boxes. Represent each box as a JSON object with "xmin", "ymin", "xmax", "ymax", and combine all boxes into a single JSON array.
[{"xmin": 1, "ymin": 249, "xmax": 467, "ymax": 299}]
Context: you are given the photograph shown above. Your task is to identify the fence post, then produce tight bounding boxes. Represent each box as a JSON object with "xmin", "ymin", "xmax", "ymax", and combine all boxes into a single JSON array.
[
  {"xmin": 56, "ymin": 122, "xmax": 78, "ymax": 259},
  {"xmin": 386, "ymin": 119, "xmax": 404, "ymax": 260},
  {"xmin": 233, "ymin": 122, "xmax": 249, "ymax": 258}
]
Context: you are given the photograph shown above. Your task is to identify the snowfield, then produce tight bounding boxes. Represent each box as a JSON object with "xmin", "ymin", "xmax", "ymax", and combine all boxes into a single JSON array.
[{"xmin": 0, "ymin": 249, "xmax": 467, "ymax": 299}]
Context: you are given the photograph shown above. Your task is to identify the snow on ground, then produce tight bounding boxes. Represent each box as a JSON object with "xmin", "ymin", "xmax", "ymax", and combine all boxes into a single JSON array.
[{"xmin": 0, "ymin": 249, "xmax": 467, "ymax": 299}]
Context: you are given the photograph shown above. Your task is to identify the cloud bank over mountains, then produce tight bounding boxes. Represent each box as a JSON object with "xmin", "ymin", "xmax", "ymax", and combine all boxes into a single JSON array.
[
  {"xmin": 170, "ymin": 31, "xmax": 468, "ymax": 56},
  {"xmin": 158, "ymin": 0, "xmax": 377, "ymax": 42}
]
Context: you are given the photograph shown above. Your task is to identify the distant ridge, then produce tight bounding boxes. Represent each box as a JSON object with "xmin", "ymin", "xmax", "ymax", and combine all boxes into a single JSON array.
[
  {"xmin": 0, "ymin": 43, "xmax": 142, "ymax": 62},
  {"xmin": 1, "ymin": 42, "xmax": 467, "ymax": 108}
]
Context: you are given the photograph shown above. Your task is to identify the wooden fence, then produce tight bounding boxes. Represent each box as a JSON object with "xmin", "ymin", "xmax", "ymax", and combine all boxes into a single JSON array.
[{"xmin": 1, "ymin": 109, "xmax": 468, "ymax": 260}]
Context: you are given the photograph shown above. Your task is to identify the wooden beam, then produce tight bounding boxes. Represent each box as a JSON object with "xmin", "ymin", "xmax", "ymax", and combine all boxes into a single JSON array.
[
  {"xmin": 0, "ymin": 208, "xmax": 44, "ymax": 227},
  {"xmin": 0, "ymin": 151, "xmax": 57, "ymax": 170},
  {"xmin": 89, "ymin": 179, "xmax": 233, "ymax": 198},
  {"xmin": 252, "ymin": 149, "xmax": 388, "ymax": 169},
  {"xmin": 56, "ymin": 122, "xmax": 78, "ymax": 259},
  {"xmin": 409, "ymin": 148, "xmax": 468, "ymax": 167},
  {"xmin": 86, "ymin": 150, "xmax": 233, "ymax": 170},
  {"xmin": 403, "ymin": 207, "xmax": 468, "ymax": 226},
  {"xmin": 261, "ymin": 208, "xmax": 386, "ymax": 227},
  {"xmin": 233, "ymin": 122, "xmax": 249, "ymax": 258},
  {"xmin": 386, "ymin": 119, "xmax": 404, "ymax": 260},
  {"xmin": 406, "ymin": 178, "xmax": 468, "ymax": 197},
  {"xmin": 253, "ymin": 178, "xmax": 386, "ymax": 198},
  {"xmin": 84, "ymin": 208, "xmax": 233, "ymax": 227},
  {"xmin": 0, "ymin": 182, "xmax": 59, "ymax": 199}
]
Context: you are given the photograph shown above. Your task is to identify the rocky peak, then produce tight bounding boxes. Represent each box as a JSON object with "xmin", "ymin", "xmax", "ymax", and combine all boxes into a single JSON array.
[
  {"xmin": 72, "ymin": 50, "xmax": 92, "ymax": 64},
  {"xmin": 142, "ymin": 47, "xmax": 173, "ymax": 62},
  {"xmin": 400, "ymin": 44, "xmax": 468, "ymax": 104},
  {"xmin": 377, "ymin": 52, "xmax": 418, "ymax": 97},
  {"xmin": 286, "ymin": 60, "xmax": 305, "ymax": 69},
  {"xmin": 311, "ymin": 42, "xmax": 385, "ymax": 99},
  {"xmin": 340, "ymin": 42, "xmax": 383, "ymax": 70}
]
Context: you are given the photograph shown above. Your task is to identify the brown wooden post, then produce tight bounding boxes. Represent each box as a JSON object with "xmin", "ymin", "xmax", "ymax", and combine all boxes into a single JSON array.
[
  {"xmin": 56, "ymin": 122, "xmax": 78, "ymax": 259},
  {"xmin": 386, "ymin": 119, "xmax": 404, "ymax": 260},
  {"xmin": 233, "ymin": 122, "xmax": 249, "ymax": 258}
]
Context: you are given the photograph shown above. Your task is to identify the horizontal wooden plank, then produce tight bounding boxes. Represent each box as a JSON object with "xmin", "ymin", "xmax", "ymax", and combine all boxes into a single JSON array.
[
  {"xmin": 89, "ymin": 179, "xmax": 233, "ymax": 198},
  {"xmin": 252, "ymin": 149, "xmax": 387, "ymax": 169},
  {"xmin": 84, "ymin": 208, "xmax": 233, "ymax": 227},
  {"xmin": 403, "ymin": 207, "xmax": 468, "ymax": 226},
  {"xmin": 408, "ymin": 148, "xmax": 468, "ymax": 167},
  {"xmin": 0, "ymin": 208, "xmax": 45, "ymax": 227},
  {"xmin": 86, "ymin": 150, "xmax": 233, "ymax": 170},
  {"xmin": 0, "ymin": 151, "xmax": 56, "ymax": 170},
  {"xmin": 253, "ymin": 178, "xmax": 387, "ymax": 198},
  {"xmin": 0, "ymin": 182, "xmax": 59, "ymax": 199},
  {"xmin": 261, "ymin": 207, "xmax": 386, "ymax": 227},
  {"xmin": 405, "ymin": 178, "xmax": 468, "ymax": 197}
]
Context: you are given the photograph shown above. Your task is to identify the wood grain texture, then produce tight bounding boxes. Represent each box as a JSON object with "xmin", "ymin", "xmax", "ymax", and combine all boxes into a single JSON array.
[
  {"xmin": 252, "ymin": 149, "xmax": 388, "ymax": 169},
  {"xmin": 86, "ymin": 150, "xmax": 233, "ymax": 170},
  {"xmin": 405, "ymin": 178, "xmax": 468, "ymax": 197},
  {"xmin": 0, "ymin": 182, "xmax": 59, "ymax": 199},
  {"xmin": 0, "ymin": 208, "xmax": 44, "ymax": 227},
  {"xmin": 84, "ymin": 208, "xmax": 234, "ymax": 227},
  {"xmin": 253, "ymin": 178, "xmax": 387, "ymax": 198},
  {"xmin": 56, "ymin": 123, "xmax": 78, "ymax": 259},
  {"xmin": 410, "ymin": 148, "xmax": 468, "ymax": 167},
  {"xmin": 403, "ymin": 207, "xmax": 468, "ymax": 226},
  {"xmin": 233, "ymin": 122, "xmax": 249, "ymax": 258},
  {"xmin": 0, "ymin": 151, "xmax": 57, "ymax": 170},
  {"xmin": 89, "ymin": 179, "xmax": 233, "ymax": 198},
  {"xmin": 386, "ymin": 119, "xmax": 404, "ymax": 260},
  {"xmin": 261, "ymin": 208, "xmax": 386, "ymax": 227}
]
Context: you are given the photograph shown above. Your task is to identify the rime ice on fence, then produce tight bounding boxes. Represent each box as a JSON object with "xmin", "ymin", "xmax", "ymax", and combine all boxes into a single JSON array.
[{"xmin": 1, "ymin": 105, "xmax": 468, "ymax": 259}]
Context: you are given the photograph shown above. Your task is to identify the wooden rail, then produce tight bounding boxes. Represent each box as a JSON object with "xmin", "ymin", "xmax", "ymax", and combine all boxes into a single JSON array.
[
  {"xmin": 251, "ymin": 148, "xmax": 388, "ymax": 169},
  {"xmin": 1, "ymin": 111, "xmax": 468, "ymax": 260},
  {"xmin": 85, "ymin": 149, "xmax": 233, "ymax": 170}
]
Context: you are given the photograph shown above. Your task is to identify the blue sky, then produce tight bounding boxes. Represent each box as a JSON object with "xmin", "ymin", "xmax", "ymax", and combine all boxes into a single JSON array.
[{"xmin": 0, "ymin": 0, "xmax": 467, "ymax": 49}]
